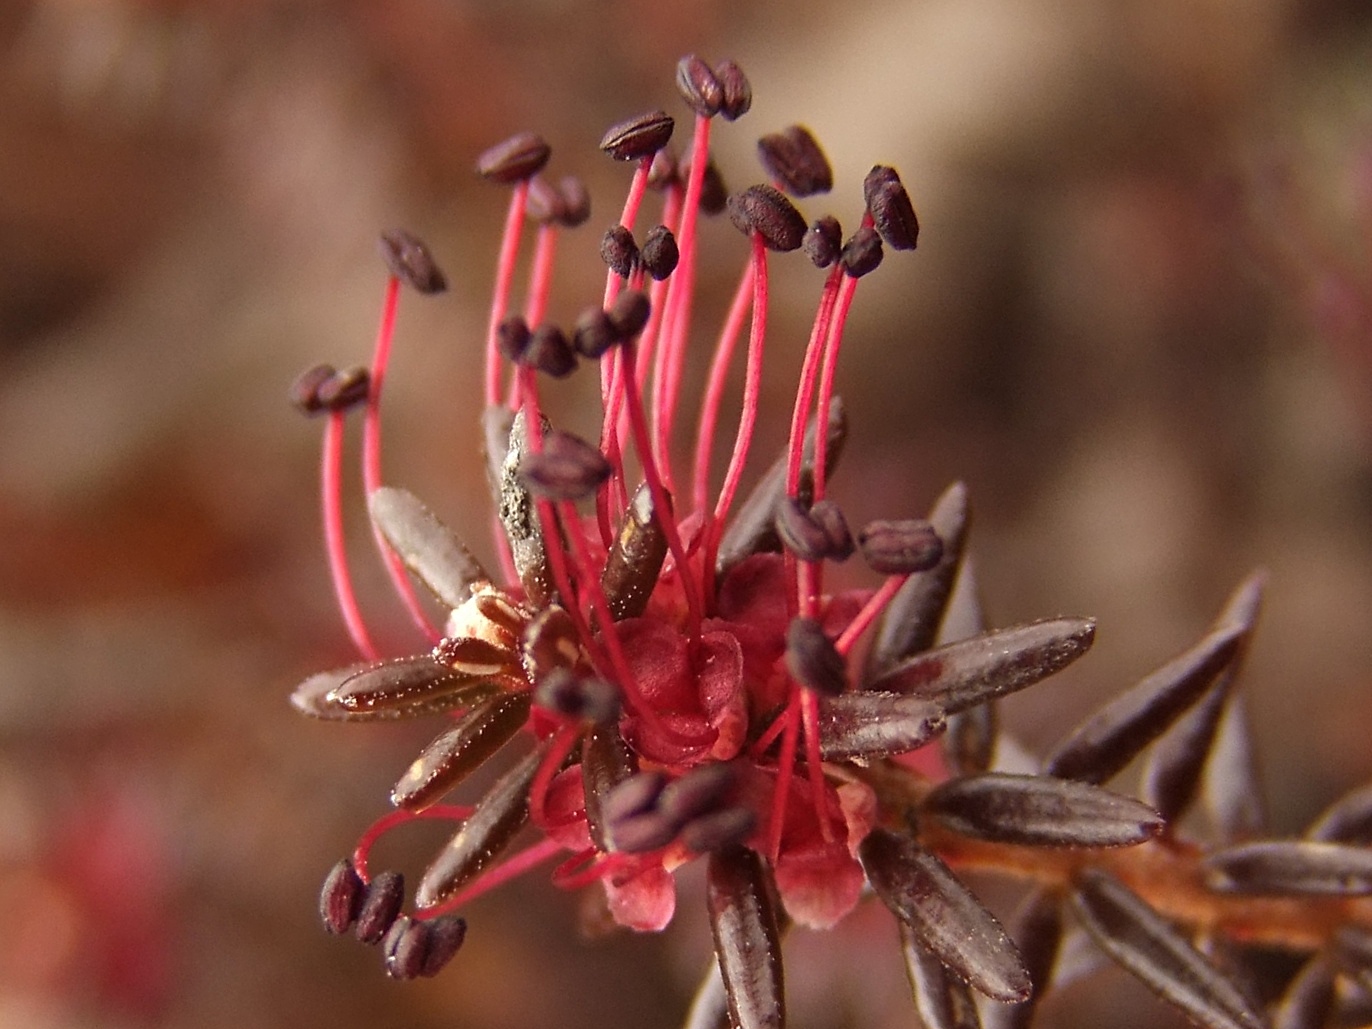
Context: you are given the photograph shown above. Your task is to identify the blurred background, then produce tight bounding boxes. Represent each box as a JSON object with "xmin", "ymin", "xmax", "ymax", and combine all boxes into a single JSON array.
[{"xmin": 2, "ymin": 1, "xmax": 1371, "ymax": 1027}]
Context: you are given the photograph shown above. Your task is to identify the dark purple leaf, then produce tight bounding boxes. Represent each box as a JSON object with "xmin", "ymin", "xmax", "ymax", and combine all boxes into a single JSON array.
[
  {"xmin": 581, "ymin": 725, "xmax": 639, "ymax": 851},
  {"xmin": 817, "ymin": 691, "xmax": 946, "ymax": 761},
  {"xmin": 864, "ymin": 481, "xmax": 971, "ymax": 680},
  {"xmin": 1203, "ymin": 693, "xmax": 1267, "ymax": 843},
  {"xmin": 716, "ymin": 398, "xmax": 846, "ymax": 576},
  {"xmin": 325, "ymin": 656, "xmax": 505, "ymax": 716},
  {"xmin": 601, "ymin": 483, "xmax": 669, "ymax": 621},
  {"xmin": 860, "ymin": 829, "xmax": 1030, "ymax": 1002},
  {"xmin": 706, "ymin": 845, "xmax": 785, "ymax": 1029},
  {"xmin": 1069, "ymin": 868, "xmax": 1266, "ymax": 1029},
  {"xmin": 496, "ymin": 408, "xmax": 555, "ymax": 607},
  {"xmin": 923, "ymin": 773, "xmax": 1163, "ymax": 848},
  {"xmin": 1043, "ymin": 620, "xmax": 1245, "ymax": 785},
  {"xmin": 1142, "ymin": 572, "xmax": 1265, "ymax": 824},
  {"xmin": 982, "ymin": 887, "xmax": 1063, "ymax": 1029},
  {"xmin": 901, "ymin": 923, "xmax": 984, "ymax": 1029},
  {"xmin": 1305, "ymin": 782, "xmax": 1372, "ymax": 844},
  {"xmin": 1272, "ymin": 954, "xmax": 1335, "ymax": 1029},
  {"xmin": 391, "ymin": 692, "xmax": 532, "ymax": 811},
  {"xmin": 943, "ymin": 703, "xmax": 999, "ymax": 777},
  {"xmin": 416, "ymin": 742, "xmax": 546, "ymax": 909},
  {"xmin": 1204, "ymin": 840, "xmax": 1372, "ymax": 896},
  {"xmin": 868, "ymin": 617, "xmax": 1096, "ymax": 713}
]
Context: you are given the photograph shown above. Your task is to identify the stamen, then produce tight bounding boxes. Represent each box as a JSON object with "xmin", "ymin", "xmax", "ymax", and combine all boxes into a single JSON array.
[
  {"xmin": 689, "ymin": 260, "xmax": 754, "ymax": 515},
  {"xmin": 528, "ymin": 721, "xmax": 585, "ymax": 828},
  {"xmin": 835, "ymin": 573, "xmax": 912, "ymax": 655},
  {"xmin": 417, "ymin": 837, "xmax": 565, "ymax": 920},
  {"xmin": 350, "ymin": 804, "xmax": 473, "ymax": 884},
  {"xmin": 363, "ymin": 275, "xmax": 442, "ymax": 643},
  {"xmin": 485, "ymin": 181, "xmax": 532, "ymax": 407},
  {"xmin": 321, "ymin": 410, "xmax": 378, "ymax": 661},
  {"xmin": 702, "ymin": 233, "xmax": 770, "ymax": 593},
  {"xmin": 767, "ymin": 692, "xmax": 801, "ymax": 862}
]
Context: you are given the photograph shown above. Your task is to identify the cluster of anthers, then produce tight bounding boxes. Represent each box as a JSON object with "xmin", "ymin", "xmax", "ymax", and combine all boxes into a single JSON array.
[{"xmin": 291, "ymin": 55, "xmax": 1372, "ymax": 1029}]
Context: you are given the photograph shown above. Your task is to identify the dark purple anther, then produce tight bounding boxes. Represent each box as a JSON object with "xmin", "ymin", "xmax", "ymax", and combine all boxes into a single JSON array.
[
  {"xmin": 863, "ymin": 165, "xmax": 919, "ymax": 251},
  {"xmin": 601, "ymin": 225, "xmax": 639, "ymax": 277},
  {"xmin": 810, "ymin": 499, "xmax": 854, "ymax": 560},
  {"xmin": 786, "ymin": 617, "xmax": 848, "ymax": 696},
  {"xmin": 727, "ymin": 185, "xmax": 807, "ymax": 252},
  {"xmin": 476, "ymin": 131, "xmax": 552, "ymax": 183},
  {"xmin": 497, "ymin": 315, "xmax": 532, "ymax": 364},
  {"xmin": 608, "ymin": 290, "xmax": 652, "ymax": 340},
  {"xmin": 757, "ymin": 126, "xmax": 833, "ymax": 197},
  {"xmin": 573, "ymin": 306, "xmax": 618, "ymax": 359},
  {"xmin": 379, "ymin": 229, "xmax": 448, "ymax": 294},
  {"xmin": 676, "ymin": 54, "xmax": 723, "ymax": 117},
  {"xmin": 641, "ymin": 224, "xmax": 680, "ymax": 280},
  {"xmin": 714, "ymin": 60, "xmax": 752, "ymax": 120},
  {"xmin": 319, "ymin": 858, "xmax": 365, "ymax": 934},
  {"xmin": 803, "ymin": 216, "xmax": 842, "ymax": 268},
  {"xmin": 527, "ymin": 323, "xmax": 578, "ymax": 378},
  {"xmin": 354, "ymin": 869, "xmax": 405, "ymax": 945},
  {"xmin": 518, "ymin": 430, "xmax": 613, "ymax": 501},
  {"xmin": 841, "ymin": 225, "xmax": 884, "ymax": 278},
  {"xmin": 600, "ymin": 110, "xmax": 675, "ymax": 161},
  {"xmin": 858, "ymin": 519, "xmax": 943, "ymax": 575}
]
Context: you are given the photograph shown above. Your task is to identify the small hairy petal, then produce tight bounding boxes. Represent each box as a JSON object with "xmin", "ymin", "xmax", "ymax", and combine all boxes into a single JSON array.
[
  {"xmin": 868, "ymin": 617, "xmax": 1096, "ymax": 712},
  {"xmin": 476, "ymin": 131, "xmax": 551, "ymax": 183},
  {"xmin": 354, "ymin": 870, "xmax": 405, "ymax": 945},
  {"xmin": 1043, "ymin": 620, "xmax": 1246, "ymax": 785},
  {"xmin": 368, "ymin": 487, "xmax": 487, "ymax": 610},
  {"xmin": 518, "ymin": 429, "xmax": 613, "ymax": 500},
  {"xmin": 416, "ymin": 743, "xmax": 545, "ymax": 909},
  {"xmin": 922, "ymin": 773, "xmax": 1164, "ymax": 848},
  {"xmin": 600, "ymin": 109, "xmax": 675, "ymax": 161},
  {"xmin": 1069, "ymin": 869, "xmax": 1266, "ymax": 1029},
  {"xmin": 319, "ymin": 858, "xmax": 365, "ymax": 934},
  {"xmin": 818, "ymin": 691, "xmax": 946, "ymax": 760},
  {"xmin": 676, "ymin": 54, "xmax": 723, "ymax": 117},
  {"xmin": 391, "ymin": 692, "xmax": 532, "ymax": 811},
  {"xmin": 1204, "ymin": 840, "xmax": 1372, "ymax": 896},
  {"xmin": 1305, "ymin": 782, "xmax": 1372, "ymax": 844},
  {"xmin": 706, "ymin": 845, "xmax": 785, "ymax": 1029},
  {"xmin": 606, "ymin": 863, "xmax": 676, "ymax": 931},
  {"xmin": 378, "ymin": 229, "xmax": 448, "ymax": 294},
  {"xmin": 774, "ymin": 840, "xmax": 864, "ymax": 930},
  {"xmin": 1272, "ymin": 955, "xmax": 1336, "ymax": 1029},
  {"xmin": 865, "ymin": 481, "xmax": 971, "ymax": 680},
  {"xmin": 859, "ymin": 829, "xmax": 1030, "ymax": 1001},
  {"xmin": 756, "ymin": 125, "xmax": 833, "ymax": 197},
  {"xmin": 601, "ymin": 483, "xmax": 669, "ymax": 621},
  {"xmin": 901, "ymin": 924, "xmax": 983, "ymax": 1029}
]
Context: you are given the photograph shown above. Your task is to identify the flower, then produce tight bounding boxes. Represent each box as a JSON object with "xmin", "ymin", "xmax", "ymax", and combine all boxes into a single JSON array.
[{"xmin": 286, "ymin": 54, "xmax": 1303, "ymax": 1029}]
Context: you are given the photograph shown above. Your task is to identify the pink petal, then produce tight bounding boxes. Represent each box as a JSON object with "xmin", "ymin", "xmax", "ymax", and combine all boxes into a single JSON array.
[
  {"xmin": 617, "ymin": 618, "xmax": 697, "ymax": 713},
  {"xmin": 695, "ymin": 631, "xmax": 748, "ymax": 760},
  {"xmin": 604, "ymin": 864, "xmax": 677, "ymax": 931},
  {"xmin": 774, "ymin": 840, "xmax": 865, "ymax": 930},
  {"xmin": 620, "ymin": 710, "xmax": 718, "ymax": 767}
]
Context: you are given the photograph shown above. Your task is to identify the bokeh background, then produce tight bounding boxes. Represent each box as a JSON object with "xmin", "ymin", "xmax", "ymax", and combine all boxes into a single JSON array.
[{"xmin": 3, "ymin": 1, "xmax": 1371, "ymax": 1027}]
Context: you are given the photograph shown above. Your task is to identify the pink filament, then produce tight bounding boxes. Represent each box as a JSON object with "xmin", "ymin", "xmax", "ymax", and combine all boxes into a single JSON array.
[
  {"xmin": 322, "ymin": 411, "xmax": 378, "ymax": 661},
  {"xmin": 485, "ymin": 181, "xmax": 531, "ymax": 408},
  {"xmin": 364, "ymin": 276, "xmax": 442, "ymax": 643},
  {"xmin": 689, "ymin": 262, "xmax": 755, "ymax": 515},
  {"xmin": 351, "ymin": 804, "xmax": 473, "ymax": 883},
  {"xmin": 418, "ymin": 837, "xmax": 566, "ymax": 919}
]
